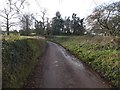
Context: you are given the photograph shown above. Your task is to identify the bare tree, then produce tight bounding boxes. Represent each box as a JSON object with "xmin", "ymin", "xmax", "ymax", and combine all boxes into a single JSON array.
[
  {"xmin": 31, "ymin": 8, "xmax": 48, "ymax": 35},
  {"xmin": 0, "ymin": 0, "xmax": 15, "ymax": 35},
  {"xmin": 0, "ymin": 0, "xmax": 26, "ymax": 35},
  {"xmin": 86, "ymin": 1, "xmax": 120, "ymax": 36},
  {"xmin": 20, "ymin": 13, "xmax": 33, "ymax": 35},
  {"xmin": 41, "ymin": 8, "xmax": 47, "ymax": 34}
]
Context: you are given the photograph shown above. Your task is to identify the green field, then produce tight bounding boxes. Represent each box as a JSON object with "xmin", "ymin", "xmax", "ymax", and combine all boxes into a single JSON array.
[
  {"xmin": 2, "ymin": 35, "xmax": 46, "ymax": 88},
  {"xmin": 47, "ymin": 35, "xmax": 120, "ymax": 87}
]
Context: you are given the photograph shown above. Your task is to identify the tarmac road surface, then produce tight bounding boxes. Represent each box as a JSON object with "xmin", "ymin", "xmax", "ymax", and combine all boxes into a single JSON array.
[{"xmin": 25, "ymin": 42, "xmax": 111, "ymax": 88}]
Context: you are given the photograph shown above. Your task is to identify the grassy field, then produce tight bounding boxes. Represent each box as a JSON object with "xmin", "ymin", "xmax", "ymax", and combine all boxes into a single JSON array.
[
  {"xmin": 2, "ymin": 35, "xmax": 46, "ymax": 88},
  {"xmin": 47, "ymin": 35, "xmax": 120, "ymax": 88}
]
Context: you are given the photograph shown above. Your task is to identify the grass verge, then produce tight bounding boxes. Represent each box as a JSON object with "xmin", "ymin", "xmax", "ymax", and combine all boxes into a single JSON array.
[{"xmin": 47, "ymin": 35, "xmax": 120, "ymax": 88}]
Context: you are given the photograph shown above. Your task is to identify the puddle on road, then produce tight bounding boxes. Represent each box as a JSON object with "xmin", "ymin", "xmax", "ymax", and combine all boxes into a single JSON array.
[
  {"xmin": 54, "ymin": 61, "xmax": 58, "ymax": 64},
  {"xmin": 49, "ymin": 42, "xmax": 85, "ymax": 71},
  {"xmin": 58, "ymin": 45, "xmax": 85, "ymax": 70}
]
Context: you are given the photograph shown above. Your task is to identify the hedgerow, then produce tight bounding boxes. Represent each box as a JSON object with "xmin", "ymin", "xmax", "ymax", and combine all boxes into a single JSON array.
[{"xmin": 2, "ymin": 38, "xmax": 46, "ymax": 88}]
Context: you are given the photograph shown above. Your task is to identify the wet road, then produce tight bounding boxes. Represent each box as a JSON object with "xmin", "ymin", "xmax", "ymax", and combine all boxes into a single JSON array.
[{"xmin": 41, "ymin": 42, "xmax": 111, "ymax": 88}]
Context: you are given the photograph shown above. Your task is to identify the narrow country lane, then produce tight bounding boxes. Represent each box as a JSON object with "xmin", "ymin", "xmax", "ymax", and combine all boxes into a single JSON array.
[{"xmin": 25, "ymin": 41, "xmax": 111, "ymax": 88}]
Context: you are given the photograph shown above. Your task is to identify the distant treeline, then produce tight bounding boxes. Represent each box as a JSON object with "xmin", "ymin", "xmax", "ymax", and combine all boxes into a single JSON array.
[{"xmin": 1, "ymin": 1, "xmax": 120, "ymax": 36}]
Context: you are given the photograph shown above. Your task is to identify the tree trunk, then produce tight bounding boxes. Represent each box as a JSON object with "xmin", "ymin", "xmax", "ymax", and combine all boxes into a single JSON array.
[{"xmin": 7, "ymin": 17, "xmax": 9, "ymax": 35}]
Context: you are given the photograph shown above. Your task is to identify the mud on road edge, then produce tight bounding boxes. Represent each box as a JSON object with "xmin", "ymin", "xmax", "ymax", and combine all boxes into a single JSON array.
[{"xmin": 23, "ymin": 43, "xmax": 48, "ymax": 88}]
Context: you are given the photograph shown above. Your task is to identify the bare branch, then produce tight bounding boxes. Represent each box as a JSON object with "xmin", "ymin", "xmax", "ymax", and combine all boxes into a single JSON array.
[
  {"xmin": 9, "ymin": 12, "xmax": 17, "ymax": 20},
  {"xmin": 1, "ymin": 25, "xmax": 7, "ymax": 27},
  {"xmin": 0, "ymin": 14, "xmax": 7, "ymax": 19},
  {"xmin": 19, "ymin": 0, "xmax": 26, "ymax": 9}
]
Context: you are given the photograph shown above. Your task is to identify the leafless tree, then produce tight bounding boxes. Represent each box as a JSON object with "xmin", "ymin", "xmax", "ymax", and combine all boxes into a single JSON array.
[
  {"xmin": 20, "ymin": 13, "xmax": 33, "ymax": 35},
  {"xmin": 0, "ymin": 0, "xmax": 26, "ymax": 35},
  {"xmin": 86, "ymin": 1, "xmax": 120, "ymax": 36},
  {"xmin": 31, "ymin": 8, "xmax": 48, "ymax": 35},
  {"xmin": 41, "ymin": 8, "xmax": 47, "ymax": 33}
]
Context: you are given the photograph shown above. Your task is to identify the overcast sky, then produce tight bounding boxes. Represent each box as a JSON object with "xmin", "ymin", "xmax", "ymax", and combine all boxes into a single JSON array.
[
  {"xmin": 0, "ymin": 0, "xmax": 119, "ymax": 19},
  {"xmin": 27, "ymin": 0, "xmax": 119, "ymax": 19}
]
